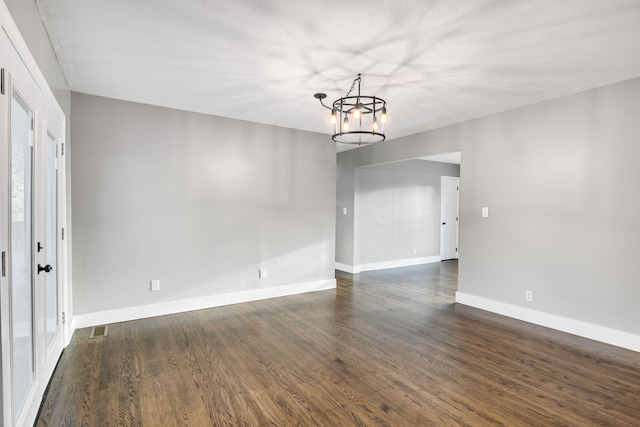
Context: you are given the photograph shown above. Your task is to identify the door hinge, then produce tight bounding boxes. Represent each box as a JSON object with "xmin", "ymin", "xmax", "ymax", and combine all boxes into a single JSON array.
[
  {"xmin": 456, "ymin": 248, "xmax": 458, "ymax": 252},
  {"xmin": 61, "ymin": 142, "xmax": 64, "ymax": 155},
  {"xmin": 61, "ymin": 228, "xmax": 65, "ymax": 240},
  {"xmin": 1, "ymin": 251, "xmax": 6, "ymax": 277},
  {"xmin": 456, "ymin": 186, "xmax": 459, "ymax": 191},
  {"xmin": 1, "ymin": 68, "xmax": 5, "ymax": 95},
  {"xmin": 62, "ymin": 312, "xmax": 66, "ymax": 324}
]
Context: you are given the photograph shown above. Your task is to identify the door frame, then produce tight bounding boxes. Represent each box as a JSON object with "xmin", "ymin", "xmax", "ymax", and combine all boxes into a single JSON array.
[{"xmin": 1, "ymin": 2, "xmax": 69, "ymax": 426}]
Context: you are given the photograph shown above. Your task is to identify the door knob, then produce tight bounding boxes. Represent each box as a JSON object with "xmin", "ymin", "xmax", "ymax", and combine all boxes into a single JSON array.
[
  {"xmin": 442, "ymin": 222, "xmax": 446, "ymax": 225},
  {"xmin": 38, "ymin": 264, "xmax": 52, "ymax": 274}
]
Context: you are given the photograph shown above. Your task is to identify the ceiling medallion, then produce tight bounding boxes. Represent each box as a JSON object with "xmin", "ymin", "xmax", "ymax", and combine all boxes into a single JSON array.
[{"xmin": 314, "ymin": 74, "xmax": 388, "ymax": 145}]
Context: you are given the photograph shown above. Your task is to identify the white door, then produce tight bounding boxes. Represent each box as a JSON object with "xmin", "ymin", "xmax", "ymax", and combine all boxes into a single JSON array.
[
  {"xmin": 39, "ymin": 130, "xmax": 65, "ymax": 385},
  {"xmin": 8, "ymin": 84, "xmax": 37, "ymax": 425},
  {"xmin": 440, "ymin": 176, "xmax": 459, "ymax": 261},
  {"xmin": 1, "ymin": 12, "xmax": 67, "ymax": 427}
]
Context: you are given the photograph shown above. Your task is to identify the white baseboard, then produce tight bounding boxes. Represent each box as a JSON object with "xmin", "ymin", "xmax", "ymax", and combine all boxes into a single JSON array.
[
  {"xmin": 74, "ymin": 279, "xmax": 336, "ymax": 329},
  {"xmin": 455, "ymin": 292, "xmax": 640, "ymax": 353},
  {"xmin": 359, "ymin": 256, "xmax": 441, "ymax": 272},
  {"xmin": 336, "ymin": 256, "xmax": 441, "ymax": 274},
  {"xmin": 335, "ymin": 262, "xmax": 359, "ymax": 274}
]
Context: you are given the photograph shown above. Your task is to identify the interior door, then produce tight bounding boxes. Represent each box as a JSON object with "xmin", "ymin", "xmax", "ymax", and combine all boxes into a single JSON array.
[
  {"xmin": 1, "ymin": 20, "xmax": 66, "ymax": 427},
  {"xmin": 40, "ymin": 130, "xmax": 64, "ymax": 377},
  {"xmin": 440, "ymin": 176, "xmax": 459, "ymax": 260}
]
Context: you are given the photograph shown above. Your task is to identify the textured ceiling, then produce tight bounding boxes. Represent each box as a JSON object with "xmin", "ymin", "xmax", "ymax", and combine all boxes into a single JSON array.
[{"xmin": 36, "ymin": 0, "xmax": 640, "ymax": 151}]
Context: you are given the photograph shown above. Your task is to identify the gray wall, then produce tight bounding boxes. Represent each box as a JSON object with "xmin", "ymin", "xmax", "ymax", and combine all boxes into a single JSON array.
[
  {"xmin": 458, "ymin": 78, "xmax": 640, "ymax": 335},
  {"xmin": 337, "ymin": 77, "xmax": 640, "ymax": 336},
  {"xmin": 356, "ymin": 160, "xmax": 459, "ymax": 265},
  {"xmin": 71, "ymin": 93, "xmax": 336, "ymax": 314},
  {"xmin": 336, "ymin": 153, "xmax": 357, "ymax": 266}
]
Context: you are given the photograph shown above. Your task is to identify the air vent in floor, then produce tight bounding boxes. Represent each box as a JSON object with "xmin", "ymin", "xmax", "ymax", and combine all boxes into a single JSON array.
[{"xmin": 89, "ymin": 325, "xmax": 109, "ymax": 338}]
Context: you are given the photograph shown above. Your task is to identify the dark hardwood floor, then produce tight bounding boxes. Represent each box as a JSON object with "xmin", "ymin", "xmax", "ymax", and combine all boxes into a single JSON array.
[{"xmin": 36, "ymin": 261, "xmax": 640, "ymax": 426}]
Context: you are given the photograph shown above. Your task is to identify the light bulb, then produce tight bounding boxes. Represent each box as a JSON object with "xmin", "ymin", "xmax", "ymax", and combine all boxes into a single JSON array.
[
  {"xmin": 380, "ymin": 107, "xmax": 388, "ymax": 124},
  {"xmin": 353, "ymin": 100, "xmax": 362, "ymax": 120},
  {"xmin": 372, "ymin": 118, "xmax": 379, "ymax": 131},
  {"xmin": 343, "ymin": 117, "xmax": 350, "ymax": 132},
  {"xmin": 329, "ymin": 109, "xmax": 337, "ymax": 125}
]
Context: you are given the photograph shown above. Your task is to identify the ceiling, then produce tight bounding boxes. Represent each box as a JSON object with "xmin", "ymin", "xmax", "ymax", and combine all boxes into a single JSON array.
[{"xmin": 35, "ymin": 1, "xmax": 640, "ymax": 152}]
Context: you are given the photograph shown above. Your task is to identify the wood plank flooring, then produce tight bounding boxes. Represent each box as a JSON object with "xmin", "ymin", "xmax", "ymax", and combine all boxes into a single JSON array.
[{"xmin": 36, "ymin": 261, "xmax": 640, "ymax": 426}]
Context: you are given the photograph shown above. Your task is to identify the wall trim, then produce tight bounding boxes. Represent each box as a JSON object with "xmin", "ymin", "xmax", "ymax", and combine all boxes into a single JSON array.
[
  {"xmin": 455, "ymin": 292, "xmax": 640, "ymax": 353},
  {"xmin": 335, "ymin": 262, "xmax": 359, "ymax": 274},
  {"xmin": 336, "ymin": 256, "xmax": 441, "ymax": 274},
  {"xmin": 74, "ymin": 279, "xmax": 336, "ymax": 329}
]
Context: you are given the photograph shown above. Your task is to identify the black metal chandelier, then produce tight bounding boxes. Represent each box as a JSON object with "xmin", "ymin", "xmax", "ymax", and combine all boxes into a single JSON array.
[{"xmin": 314, "ymin": 74, "xmax": 388, "ymax": 145}]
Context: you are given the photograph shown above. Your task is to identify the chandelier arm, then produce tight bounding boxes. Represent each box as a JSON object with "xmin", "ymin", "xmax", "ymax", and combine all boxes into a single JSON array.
[
  {"xmin": 318, "ymin": 98, "xmax": 332, "ymax": 110},
  {"xmin": 313, "ymin": 92, "xmax": 333, "ymax": 110}
]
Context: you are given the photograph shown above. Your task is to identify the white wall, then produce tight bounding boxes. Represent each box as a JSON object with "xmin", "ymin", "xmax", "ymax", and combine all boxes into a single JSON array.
[
  {"xmin": 71, "ymin": 93, "xmax": 336, "ymax": 323},
  {"xmin": 353, "ymin": 160, "xmax": 459, "ymax": 271},
  {"xmin": 337, "ymin": 77, "xmax": 640, "ymax": 351}
]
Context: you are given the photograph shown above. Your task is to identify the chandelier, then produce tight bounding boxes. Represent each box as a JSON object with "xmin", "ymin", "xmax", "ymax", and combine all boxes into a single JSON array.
[{"xmin": 314, "ymin": 74, "xmax": 388, "ymax": 145}]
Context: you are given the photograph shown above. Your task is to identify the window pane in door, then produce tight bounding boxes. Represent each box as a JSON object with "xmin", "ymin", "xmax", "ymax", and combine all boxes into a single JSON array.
[
  {"xmin": 10, "ymin": 94, "xmax": 35, "ymax": 415},
  {"xmin": 45, "ymin": 133, "xmax": 58, "ymax": 348}
]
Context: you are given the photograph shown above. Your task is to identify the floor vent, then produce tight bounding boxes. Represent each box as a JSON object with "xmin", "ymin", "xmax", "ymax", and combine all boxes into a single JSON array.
[{"xmin": 89, "ymin": 325, "xmax": 109, "ymax": 338}]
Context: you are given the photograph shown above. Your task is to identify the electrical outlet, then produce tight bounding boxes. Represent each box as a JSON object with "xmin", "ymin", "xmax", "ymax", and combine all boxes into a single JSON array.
[
  {"xmin": 150, "ymin": 279, "xmax": 160, "ymax": 291},
  {"xmin": 259, "ymin": 268, "xmax": 267, "ymax": 279},
  {"xmin": 525, "ymin": 290, "xmax": 533, "ymax": 302},
  {"xmin": 413, "ymin": 248, "xmax": 417, "ymax": 255}
]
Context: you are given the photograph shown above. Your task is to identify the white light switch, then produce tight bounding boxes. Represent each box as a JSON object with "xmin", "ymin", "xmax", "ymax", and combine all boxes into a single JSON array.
[
  {"xmin": 259, "ymin": 268, "xmax": 267, "ymax": 279},
  {"xmin": 150, "ymin": 279, "xmax": 160, "ymax": 291},
  {"xmin": 482, "ymin": 207, "xmax": 489, "ymax": 218},
  {"xmin": 343, "ymin": 207, "xmax": 348, "ymax": 215}
]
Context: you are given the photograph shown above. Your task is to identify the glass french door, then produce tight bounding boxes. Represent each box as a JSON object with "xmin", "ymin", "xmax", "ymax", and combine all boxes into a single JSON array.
[
  {"xmin": 1, "ymin": 17, "xmax": 67, "ymax": 427},
  {"xmin": 9, "ymin": 91, "xmax": 35, "ymax": 419}
]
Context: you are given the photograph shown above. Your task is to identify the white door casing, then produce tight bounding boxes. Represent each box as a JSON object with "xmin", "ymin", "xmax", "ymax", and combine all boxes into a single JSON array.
[{"xmin": 1, "ymin": 2, "xmax": 68, "ymax": 426}]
